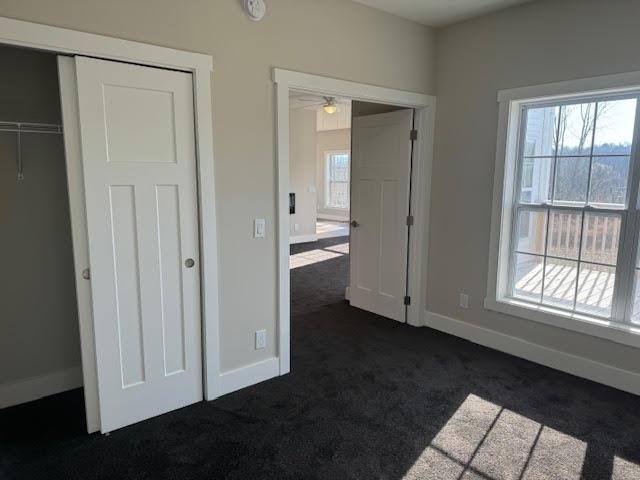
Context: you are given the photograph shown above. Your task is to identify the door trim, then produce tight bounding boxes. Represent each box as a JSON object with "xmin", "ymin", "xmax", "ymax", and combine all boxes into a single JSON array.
[
  {"xmin": 274, "ymin": 68, "xmax": 436, "ymax": 375},
  {"xmin": 0, "ymin": 16, "xmax": 221, "ymax": 432}
]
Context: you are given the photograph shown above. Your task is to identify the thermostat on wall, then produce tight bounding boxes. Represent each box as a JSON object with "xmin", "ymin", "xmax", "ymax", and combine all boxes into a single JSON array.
[{"xmin": 245, "ymin": 0, "xmax": 266, "ymax": 21}]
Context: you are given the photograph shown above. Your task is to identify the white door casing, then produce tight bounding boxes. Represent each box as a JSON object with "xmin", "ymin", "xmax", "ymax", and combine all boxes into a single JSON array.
[
  {"xmin": 349, "ymin": 109, "xmax": 413, "ymax": 322},
  {"xmin": 74, "ymin": 56, "xmax": 202, "ymax": 432}
]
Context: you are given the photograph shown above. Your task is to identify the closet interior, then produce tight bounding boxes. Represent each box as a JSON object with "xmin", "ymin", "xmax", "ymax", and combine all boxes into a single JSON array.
[{"xmin": 0, "ymin": 44, "xmax": 82, "ymax": 414}]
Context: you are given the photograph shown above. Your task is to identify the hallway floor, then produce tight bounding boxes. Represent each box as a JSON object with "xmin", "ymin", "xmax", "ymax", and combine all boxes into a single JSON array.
[{"xmin": 1, "ymin": 237, "xmax": 640, "ymax": 479}]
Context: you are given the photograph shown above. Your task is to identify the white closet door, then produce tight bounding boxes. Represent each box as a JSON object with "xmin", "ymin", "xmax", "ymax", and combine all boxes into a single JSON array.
[
  {"xmin": 74, "ymin": 56, "xmax": 202, "ymax": 432},
  {"xmin": 349, "ymin": 109, "xmax": 413, "ymax": 322}
]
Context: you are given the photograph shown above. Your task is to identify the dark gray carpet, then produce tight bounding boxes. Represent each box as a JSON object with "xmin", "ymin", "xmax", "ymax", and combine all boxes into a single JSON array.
[{"xmin": 2, "ymin": 236, "xmax": 640, "ymax": 479}]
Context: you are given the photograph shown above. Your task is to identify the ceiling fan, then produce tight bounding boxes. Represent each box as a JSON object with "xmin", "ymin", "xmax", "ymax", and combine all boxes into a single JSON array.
[{"xmin": 294, "ymin": 95, "xmax": 339, "ymax": 114}]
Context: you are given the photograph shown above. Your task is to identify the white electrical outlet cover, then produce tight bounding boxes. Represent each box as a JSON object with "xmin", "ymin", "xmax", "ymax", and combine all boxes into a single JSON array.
[{"xmin": 459, "ymin": 293, "xmax": 469, "ymax": 309}]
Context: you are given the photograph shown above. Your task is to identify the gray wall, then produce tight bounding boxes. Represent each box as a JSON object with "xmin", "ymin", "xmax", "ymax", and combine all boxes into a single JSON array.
[
  {"xmin": 0, "ymin": 45, "xmax": 81, "ymax": 384},
  {"xmin": 0, "ymin": 0, "xmax": 436, "ymax": 372},
  {"xmin": 431, "ymin": 0, "xmax": 640, "ymax": 372},
  {"xmin": 289, "ymin": 108, "xmax": 318, "ymax": 238}
]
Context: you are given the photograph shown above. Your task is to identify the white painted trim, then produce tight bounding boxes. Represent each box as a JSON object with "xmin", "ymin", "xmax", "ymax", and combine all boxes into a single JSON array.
[
  {"xmin": 0, "ymin": 17, "xmax": 211, "ymax": 72},
  {"xmin": 275, "ymin": 69, "xmax": 433, "ymax": 108},
  {"xmin": 317, "ymin": 213, "xmax": 349, "ymax": 222},
  {"xmin": 276, "ymin": 80, "xmax": 292, "ymax": 375},
  {"xmin": 497, "ymin": 70, "xmax": 640, "ymax": 103},
  {"xmin": 218, "ymin": 358, "xmax": 280, "ymax": 396},
  {"xmin": 406, "ymin": 104, "xmax": 436, "ymax": 327},
  {"xmin": 345, "ymin": 286, "xmax": 350, "ymax": 300},
  {"xmin": 275, "ymin": 68, "xmax": 436, "ymax": 375},
  {"xmin": 488, "ymin": 72, "xmax": 640, "ymax": 348},
  {"xmin": 58, "ymin": 56, "xmax": 100, "ymax": 433},
  {"xmin": 0, "ymin": 16, "xmax": 221, "ymax": 423},
  {"xmin": 290, "ymin": 234, "xmax": 318, "ymax": 244},
  {"xmin": 485, "ymin": 297, "xmax": 640, "ymax": 349},
  {"xmin": 424, "ymin": 311, "xmax": 640, "ymax": 397},
  {"xmin": 0, "ymin": 366, "xmax": 83, "ymax": 409}
]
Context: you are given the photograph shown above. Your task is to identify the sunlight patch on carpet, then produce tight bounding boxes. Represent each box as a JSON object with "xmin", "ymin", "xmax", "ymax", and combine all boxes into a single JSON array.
[{"xmin": 402, "ymin": 394, "xmax": 590, "ymax": 479}]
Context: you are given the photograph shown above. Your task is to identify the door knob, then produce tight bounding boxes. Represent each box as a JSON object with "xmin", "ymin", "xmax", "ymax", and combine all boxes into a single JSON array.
[
  {"xmin": 184, "ymin": 258, "xmax": 195, "ymax": 268},
  {"xmin": 350, "ymin": 220, "xmax": 359, "ymax": 228}
]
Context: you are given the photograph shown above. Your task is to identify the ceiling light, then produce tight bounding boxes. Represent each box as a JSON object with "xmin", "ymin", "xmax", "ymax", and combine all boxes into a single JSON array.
[
  {"xmin": 323, "ymin": 104, "xmax": 337, "ymax": 114},
  {"xmin": 323, "ymin": 97, "xmax": 337, "ymax": 114}
]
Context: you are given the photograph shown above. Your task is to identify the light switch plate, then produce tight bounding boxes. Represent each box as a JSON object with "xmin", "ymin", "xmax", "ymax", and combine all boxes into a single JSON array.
[
  {"xmin": 255, "ymin": 330, "xmax": 267, "ymax": 350},
  {"xmin": 254, "ymin": 219, "xmax": 266, "ymax": 238}
]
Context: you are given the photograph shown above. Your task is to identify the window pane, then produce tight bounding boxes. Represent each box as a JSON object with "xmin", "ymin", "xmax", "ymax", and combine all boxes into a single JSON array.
[
  {"xmin": 580, "ymin": 213, "xmax": 621, "ymax": 265},
  {"xmin": 593, "ymin": 98, "xmax": 637, "ymax": 155},
  {"xmin": 516, "ymin": 209, "xmax": 547, "ymax": 254},
  {"xmin": 510, "ymin": 94, "xmax": 639, "ymax": 322},
  {"xmin": 329, "ymin": 182, "xmax": 349, "ymax": 208},
  {"xmin": 520, "ymin": 157, "xmax": 552, "ymax": 204},
  {"xmin": 513, "ymin": 253, "xmax": 543, "ymax": 302},
  {"xmin": 553, "ymin": 156, "xmax": 589, "ymax": 204},
  {"xmin": 557, "ymin": 102, "xmax": 596, "ymax": 156},
  {"xmin": 589, "ymin": 156, "xmax": 630, "ymax": 207},
  {"xmin": 524, "ymin": 106, "xmax": 558, "ymax": 157},
  {"xmin": 576, "ymin": 263, "xmax": 615, "ymax": 318},
  {"xmin": 547, "ymin": 210, "xmax": 582, "ymax": 260},
  {"xmin": 330, "ymin": 154, "xmax": 350, "ymax": 181},
  {"xmin": 542, "ymin": 258, "xmax": 578, "ymax": 309}
]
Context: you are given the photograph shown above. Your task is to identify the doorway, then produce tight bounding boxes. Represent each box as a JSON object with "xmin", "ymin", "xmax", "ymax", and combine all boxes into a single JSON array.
[
  {"xmin": 0, "ymin": 18, "xmax": 219, "ymax": 434},
  {"xmin": 279, "ymin": 69, "xmax": 436, "ymax": 375},
  {"xmin": 288, "ymin": 91, "xmax": 416, "ymax": 321}
]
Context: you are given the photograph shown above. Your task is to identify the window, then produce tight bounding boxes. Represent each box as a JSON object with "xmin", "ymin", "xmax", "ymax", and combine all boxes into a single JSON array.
[
  {"xmin": 325, "ymin": 151, "xmax": 350, "ymax": 209},
  {"xmin": 489, "ymin": 80, "xmax": 640, "ymax": 343}
]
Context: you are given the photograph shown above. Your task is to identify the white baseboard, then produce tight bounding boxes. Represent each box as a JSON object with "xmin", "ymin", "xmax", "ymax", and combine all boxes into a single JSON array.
[
  {"xmin": 0, "ymin": 366, "xmax": 83, "ymax": 409},
  {"xmin": 345, "ymin": 286, "xmax": 350, "ymax": 300},
  {"xmin": 317, "ymin": 214, "xmax": 349, "ymax": 222},
  {"xmin": 218, "ymin": 357, "xmax": 280, "ymax": 396},
  {"xmin": 290, "ymin": 234, "xmax": 318, "ymax": 244},
  {"xmin": 424, "ymin": 311, "xmax": 640, "ymax": 397}
]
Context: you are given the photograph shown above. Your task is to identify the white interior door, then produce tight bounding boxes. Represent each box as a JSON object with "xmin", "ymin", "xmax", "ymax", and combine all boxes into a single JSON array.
[
  {"xmin": 349, "ymin": 109, "xmax": 413, "ymax": 322},
  {"xmin": 72, "ymin": 56, "xmax": 202, "ymax": 432}
]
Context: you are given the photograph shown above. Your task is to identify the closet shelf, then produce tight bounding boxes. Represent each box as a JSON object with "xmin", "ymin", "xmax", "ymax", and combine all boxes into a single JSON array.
[
  {"xmin": 1, "ymin": 121, "xmax": 63, "ymax": 181},
  {"xmin": 0, "ymin": 121, "xmax": 62, "ymax": 134}
]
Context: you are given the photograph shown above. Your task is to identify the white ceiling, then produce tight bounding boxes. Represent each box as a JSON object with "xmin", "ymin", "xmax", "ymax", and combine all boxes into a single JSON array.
[{"xmin": 351, "ymin": 0, "xmax": 534, "ymax": 27}]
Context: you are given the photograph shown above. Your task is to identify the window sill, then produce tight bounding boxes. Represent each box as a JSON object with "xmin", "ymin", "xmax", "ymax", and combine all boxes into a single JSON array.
[
  {"xmin": 484, "ymin": 297, "xmax": 640, "ymax": 349},
  {"xmin": 324, "ymin": 206, "xmax": 349, "ymax": 211}
]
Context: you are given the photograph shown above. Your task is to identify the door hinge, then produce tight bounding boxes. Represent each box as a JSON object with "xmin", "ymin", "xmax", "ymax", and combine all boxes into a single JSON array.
[
  {"xmin": 406, "ymin": 215, "xmax": 414, "ymax": 226},
  {"xmin": 410, "ymin": 129, "xmax": 418, "ymax": 141},
  {"xmin": 404, "ymin": 295, "xmax": 411, "ymax": 306}
]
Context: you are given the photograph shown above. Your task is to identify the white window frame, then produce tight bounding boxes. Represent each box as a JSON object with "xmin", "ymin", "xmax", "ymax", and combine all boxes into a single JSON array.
[
  {"xmin": 324, "ymin": 149, "xmax": 350, "ymax": 210},
  {"xmin": 486, "ymin": 72, "xmax": 640, "ymax": 349}
]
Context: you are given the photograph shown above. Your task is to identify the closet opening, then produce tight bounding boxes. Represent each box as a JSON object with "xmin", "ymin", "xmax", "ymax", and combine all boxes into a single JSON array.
[{"xmin": 0, "ymin": 44, "xmax": 86, "ymax": 431}]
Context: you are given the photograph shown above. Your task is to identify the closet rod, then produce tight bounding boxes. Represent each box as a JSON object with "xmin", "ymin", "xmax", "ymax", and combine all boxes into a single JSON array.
[
  {"xmin": 1, "ymin": 121, "xmax": 63, "ymax": 181},
  {"xmin": 0, "ymin": 121, "xmax": 62, "ymax": 134}
]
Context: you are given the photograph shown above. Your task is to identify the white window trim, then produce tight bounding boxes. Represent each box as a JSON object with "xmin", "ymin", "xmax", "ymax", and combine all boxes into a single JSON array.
[
  {"xmin": 487, "ymin": 71, "xmax": 640, "ymax": 350},
  {"xmin": 324, "ymin": 149, "xmax": 350, "ymax": 210}
]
